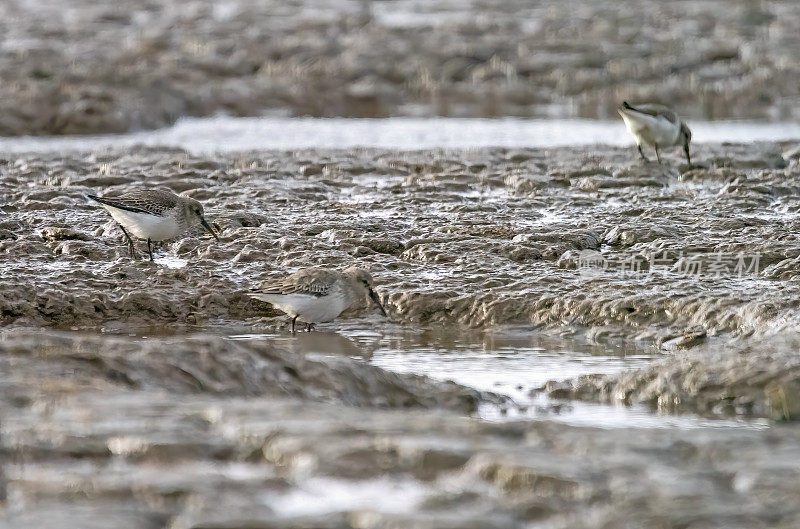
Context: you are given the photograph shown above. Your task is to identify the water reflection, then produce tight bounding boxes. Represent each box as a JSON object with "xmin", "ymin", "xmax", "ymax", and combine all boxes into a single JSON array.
[
  {"xmin": 231, "ymin": 330, "xmax": 371, "ymax": 360},
  {"xmin": 230, "ymin": 324, "xmax": 770, "ymax": 430}
]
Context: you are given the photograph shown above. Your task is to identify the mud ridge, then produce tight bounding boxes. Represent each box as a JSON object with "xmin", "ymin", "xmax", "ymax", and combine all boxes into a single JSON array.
[
  {"xmin": 2, "ymin": 143, "xmax": 800, "ymax": 342},
  {"xmin": 542, "ymin": 333, "xmax": 800, "ymax": 421},
  {"xmin": 0, "ymin": 329, "xmax": 495, "ymax": 413}
]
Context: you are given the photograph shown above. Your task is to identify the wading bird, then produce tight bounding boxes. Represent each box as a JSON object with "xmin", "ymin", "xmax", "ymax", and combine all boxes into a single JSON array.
[
  {"xmin": 251, "ymin": 267, "xmax": 387, "ymax": 333},
  {"xmin": 88, "ymin": 189, "xmax": 218, "ymax": 261},
  {"xmin": 618, "ymin": 101, "xmax": 692, "ymax": 164}
]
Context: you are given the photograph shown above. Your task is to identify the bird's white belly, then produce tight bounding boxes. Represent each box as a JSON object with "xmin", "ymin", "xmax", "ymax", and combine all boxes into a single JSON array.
[
  {"xmin": 622, "ymin": 113, "xmax": 680, "ymax": 147},
  {"xmin": 105, "ymin": 207, "xmax": 181, "ymax": 241},
  {"xmin": 267, "ymin": 293, "xmax": 350, "ymax": 323}
]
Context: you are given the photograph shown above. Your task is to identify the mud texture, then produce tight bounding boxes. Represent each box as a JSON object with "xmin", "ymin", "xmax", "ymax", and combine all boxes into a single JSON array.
[
  {"xmin": 4, "ymin": 143, "xmax": 800, "ymax": 527},
  {"xmin": 544, "ymin": 333, "xmax": 800, "ymax": 421},
  {"xmin": 4, "ymin": 142, "xmax": 800, "ymax": 416},
  {"xmin": 3, "ymin": 330, "xmax": 800, "ymax": 529},
  {"xmin": 1, "ymin": 0, "xmax": 798, "ymax": 135},
  {"xmin": 0, "ymin": 330, "xmax": 491, "ymax": 412},
  {"xmin": 2, "ymin": 142, "xmax": 800, "ymax": 340}
]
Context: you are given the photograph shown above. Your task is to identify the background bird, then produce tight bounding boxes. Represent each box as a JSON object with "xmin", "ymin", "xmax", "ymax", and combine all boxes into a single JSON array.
[
  {"xmin": 87, "ymin": 189, "xmax": 218, "ymax": 261},
  {"xmin": 618, "ymin": 101, "xmax": 692, "ymax": 164},
  {"xmin": 250, "ymin": 266, "xmax": 387, "ymax": 333}
]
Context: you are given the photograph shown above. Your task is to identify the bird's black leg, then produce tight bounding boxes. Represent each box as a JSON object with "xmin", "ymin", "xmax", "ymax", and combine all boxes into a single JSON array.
[
  {"xmin": 654, "ymin": 144, "xmax": 662, "ymax": 164},
  {"xmin": 305, "ymin": 323, "xmax": 315, "ymax": 332},
  {"xmin": 291, "ymin": 315, "xmax": 298, "ymax": 335},
  {"xmin": 147, "ymin": 238, "xmax": 154, "ymax": 262},
  {"xmin": 118, "ymin": 225, "xmax": 137, "ymax": 258},
  {"xmin": 637, "ymin": 144, "xmax": 649, "ymax": 163}
]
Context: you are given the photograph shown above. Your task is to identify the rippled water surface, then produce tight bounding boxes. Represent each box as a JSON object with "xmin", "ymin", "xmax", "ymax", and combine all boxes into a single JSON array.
[{"xmin": 2, "ymin": 116, "xmax": 800, "ymax": 153}]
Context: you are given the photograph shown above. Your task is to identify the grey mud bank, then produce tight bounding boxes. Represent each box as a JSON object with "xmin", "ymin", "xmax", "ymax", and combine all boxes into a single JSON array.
[
  {"xmin": 3, "ymin": 142, "xmax": 800, "ymax": 527},
  {"xmin": 0, "ymin": 0, "xmax": 797, "ymax": 135},
  {"xmin": 4, "ymin": 330, "xmax": 800, "ymax": 529}
]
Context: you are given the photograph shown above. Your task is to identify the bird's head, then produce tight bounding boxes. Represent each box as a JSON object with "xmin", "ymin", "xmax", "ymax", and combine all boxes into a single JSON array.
[
  {"xmin": 344, "ymin": 267, "xmax": 387, "ymax": 316},
  {"xmin": 180, "ymin": 197, "xmax": 219, "ymax": 240}
]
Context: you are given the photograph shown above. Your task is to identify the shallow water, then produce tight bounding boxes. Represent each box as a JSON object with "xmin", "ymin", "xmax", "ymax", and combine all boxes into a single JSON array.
[
  {"xmin": 267, "ymin": 476, "xmax": 427, "ymax": 518},
  {"xmin": 1, "ymin": 116, "xmax": 800, "ymax": 153},
  {"xmin": 230, "ymin": 325, "xmax": 769, "ymax": 430}
]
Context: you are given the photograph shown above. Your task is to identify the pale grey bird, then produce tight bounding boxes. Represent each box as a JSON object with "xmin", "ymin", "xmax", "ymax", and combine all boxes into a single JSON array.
[
  {"xmin": 250, "ymin": 267, "xmax": 387, "ymax": 333},
  {"xmin": 618, "ymin": 101, "xmax": 692, "ymax": 164},
  {"xmin": 87, "ymin": 189, "xmax": 218, "ymax": 261}
]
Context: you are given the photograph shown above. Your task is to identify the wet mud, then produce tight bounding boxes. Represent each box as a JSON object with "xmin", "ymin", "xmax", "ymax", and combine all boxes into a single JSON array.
[
  {"xmin": 0, "ymin": 0, "xmax": 797, "ymax": 135},
  {"xmin": 2, "ymin": 142, "xmax": 800, "ymax": 341},
  {"xmin": 0, "ymin": 330, "xmax": 492, "ymax": 412},
  {"xmin": 543, "ymin": 333, "xmax": 800, "ymax": 422},
  {"xmin": 4, "ymin": 142, "xmax": 800, "ymax": 526},
  {"xmin": 4, "ymin": 331, "xmax": 800, "ymax": 528}
]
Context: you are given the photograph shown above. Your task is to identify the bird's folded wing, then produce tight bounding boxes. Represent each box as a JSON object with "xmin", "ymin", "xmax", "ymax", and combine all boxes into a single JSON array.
[
  {"xmin": 258, "ymin": 269, "xmax": 338, "ymax": 297},
  {"xmin": 625, "ymin": 104, "xmax": 679, "ymax": 125},
  {"xmin": 87, "ymin": 189, "xmax": 177, "ymax": 216}
]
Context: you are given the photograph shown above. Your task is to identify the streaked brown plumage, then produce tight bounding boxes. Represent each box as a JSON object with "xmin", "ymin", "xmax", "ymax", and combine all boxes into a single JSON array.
[
  {"xmin": 87, "ymin": 188, "xmax": 218, "ymax": 261},
  {"xmin": 251, "ymin": 267, "xmax": 387, "ymax": 333}
]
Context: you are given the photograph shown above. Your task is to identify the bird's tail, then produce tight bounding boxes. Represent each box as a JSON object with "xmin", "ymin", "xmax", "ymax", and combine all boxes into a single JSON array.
[
  {"xmin": 618, "ymin": 101, "xmax": 639, "ymax": 114},
  {"xmin": 618, "ymin": 101, "xmax": 651, "ymax": 117},
  {"xmin": 85, "ymin": 194, "xmax": 115, "ymax": 207},
  {"xmin": 249, "ymin": 293, "xmax": 278, "ymax": 303}
]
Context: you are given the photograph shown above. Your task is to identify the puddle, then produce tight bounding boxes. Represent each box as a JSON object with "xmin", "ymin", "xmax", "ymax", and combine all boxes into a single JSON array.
[
  {"xmin": 230, "ymin": 325, "xmax": 770, "ymax": 430},
  {"xmin": 265, "ymin": 476, "xmax": 426, "ymax": 517}
]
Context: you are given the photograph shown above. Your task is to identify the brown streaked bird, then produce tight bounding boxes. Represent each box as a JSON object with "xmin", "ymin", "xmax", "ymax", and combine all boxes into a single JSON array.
[
  {"xmin": 250, "ymin": 267, "xmax": 387, "ymax": 333},
  {"xmin": 618, "ymin": 101, "xmax": 692, "ymax": 164},
  {"xmin": 87, "ymin": 189, "xmax": 218, "ymax": 261}
]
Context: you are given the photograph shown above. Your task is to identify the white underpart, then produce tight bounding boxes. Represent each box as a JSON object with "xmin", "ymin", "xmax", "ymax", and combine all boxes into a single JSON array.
[
  {"xmin": 103, "ymin": 205, "xmax": 182, "ymax": 241},
  {"xmin": 619, "ymin": 110, "xmax": 680, "ymax": 147},
  {"xmin": 252, "ymin": 288, "xmax": 353, "ymax": 323}
]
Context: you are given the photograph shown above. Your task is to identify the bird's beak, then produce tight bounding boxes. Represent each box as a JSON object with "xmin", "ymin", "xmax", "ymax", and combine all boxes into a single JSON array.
[
  {"xmin": 200, "ymin": 218, "xmax": 219, "ymax": 240},
  {"xmin": 684, "ymin": 142, "xmax": 692, "ymax": 165},
  {"xmin": 368, "ymin": 288, "xmax": 387, "ymax": 317}
]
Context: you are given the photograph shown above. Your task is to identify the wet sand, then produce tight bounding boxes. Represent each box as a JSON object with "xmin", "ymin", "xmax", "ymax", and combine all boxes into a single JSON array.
[
  {"xmin": 3, "ymin": 141, "xmax": 800, "ymax": 526},
  {"xmin": 0, "ymin": 0, "xmax": 797, "ymax": 135}
]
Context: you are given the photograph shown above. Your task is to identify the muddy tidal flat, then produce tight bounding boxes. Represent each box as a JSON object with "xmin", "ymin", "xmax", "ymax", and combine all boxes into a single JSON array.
[
  {"xmin": 1, "ymin": 0, "xmax": 798, "ymax": 135},
  {"xmin": 3, "ymin": 142, "xmax": 800, "ymax": 527}
]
